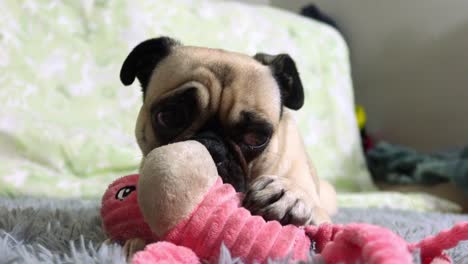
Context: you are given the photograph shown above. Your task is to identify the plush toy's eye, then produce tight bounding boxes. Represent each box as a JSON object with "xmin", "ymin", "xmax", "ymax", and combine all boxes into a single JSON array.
[{"xmin": 115, "ymin": 186, "xmax": 136, "ymax": 201}]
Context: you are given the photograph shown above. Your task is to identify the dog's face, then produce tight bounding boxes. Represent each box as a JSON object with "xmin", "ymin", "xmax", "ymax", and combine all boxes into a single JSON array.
[{"xmin": 120, "ymin": 37, "xmax": 304, "ymax": 192}]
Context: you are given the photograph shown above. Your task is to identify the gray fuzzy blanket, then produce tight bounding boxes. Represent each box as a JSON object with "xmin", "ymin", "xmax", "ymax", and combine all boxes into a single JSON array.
[{"xmin": 0, "ymin": 197, "xmax": 467, "ymax": 264}]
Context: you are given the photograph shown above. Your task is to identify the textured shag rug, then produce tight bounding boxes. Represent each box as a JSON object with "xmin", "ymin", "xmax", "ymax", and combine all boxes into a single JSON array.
[{"xmin": 0, "ymin": 197, "xmax": 467, "ymax": 264}]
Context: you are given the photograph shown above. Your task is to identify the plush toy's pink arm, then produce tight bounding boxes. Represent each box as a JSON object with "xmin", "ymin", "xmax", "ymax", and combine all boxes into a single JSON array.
[{"xmin": 161, "ymin": 178, "xmax": 311, "ymax": 263}]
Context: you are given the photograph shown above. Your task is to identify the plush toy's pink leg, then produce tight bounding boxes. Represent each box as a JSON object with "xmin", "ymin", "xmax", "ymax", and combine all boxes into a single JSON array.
[
  {"xmin": 409, "ymin": 221, "xmax": 468, "ymax": 264},
  {"xmin": 306, "ymin": 221, "xmax": 468, "ymax": 264},
  {"xmin": 306, "ymin": 223, "xmax": 413, "ymax": 264},
  {"xmin": 132, "ymin": 241, "xmax": 201, "ymax": 264}
]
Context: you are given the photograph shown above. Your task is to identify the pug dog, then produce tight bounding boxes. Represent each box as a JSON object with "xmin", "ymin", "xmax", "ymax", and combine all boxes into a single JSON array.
[{"xmin": 120, "ymin": 37, "xmax": 337, "ymax": 229}]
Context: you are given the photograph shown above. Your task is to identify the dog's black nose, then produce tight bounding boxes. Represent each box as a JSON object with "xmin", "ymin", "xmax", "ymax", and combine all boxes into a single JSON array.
[
  {"xmin": 191, "ymin": 131, "xmax": 227, "ymax": 164},
  {"xmin": 191, "ymin": 130, "xmax": 247, "ymax": 192}
]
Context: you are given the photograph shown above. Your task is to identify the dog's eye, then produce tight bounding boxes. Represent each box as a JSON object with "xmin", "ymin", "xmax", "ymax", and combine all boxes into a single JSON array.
[
  {"xmin": 154, "ymin": 105, "xmax": 189, "ymax": 130},
  {"xmin": 242, "ymin": 132, "xmax": 270, "ymax": 148},
  {"xmin": 150, "ymin": 88, "xmax": 198, "ymax": 142},
  {"xmin": 115, "ymin": 186, "xmax": 136, "ymax": 201}
]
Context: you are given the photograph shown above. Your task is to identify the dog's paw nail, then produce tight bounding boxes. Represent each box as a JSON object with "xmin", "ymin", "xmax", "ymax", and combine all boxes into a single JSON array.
[{"xmin": 123, "ymin": 238, "xmax": 146, "ymax": 261}]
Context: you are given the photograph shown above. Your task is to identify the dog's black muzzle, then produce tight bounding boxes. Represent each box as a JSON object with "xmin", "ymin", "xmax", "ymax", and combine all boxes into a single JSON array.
[{"xmin": 191, "ymin": 130, "xmax": 247, "ymax": 192}]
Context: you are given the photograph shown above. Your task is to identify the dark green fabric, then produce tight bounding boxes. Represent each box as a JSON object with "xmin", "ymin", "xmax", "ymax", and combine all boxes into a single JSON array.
[{"xmin": 367, "ymin": 142, "xmax": 468, "ymax": 196}]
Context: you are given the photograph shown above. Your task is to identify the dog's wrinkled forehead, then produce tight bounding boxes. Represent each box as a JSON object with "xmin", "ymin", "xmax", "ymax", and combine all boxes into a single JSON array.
[
  {"xmin": 149, "ymin": 47, "xmax": 267, "ymax": 91},
  {"xmin": 155, "ymin": 48, "xmax": 283, "ymax": 119}
]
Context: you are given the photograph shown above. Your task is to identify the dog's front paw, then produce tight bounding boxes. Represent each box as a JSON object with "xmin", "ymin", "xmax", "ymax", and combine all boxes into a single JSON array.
[{"xmin": 243, "ymin": 175, "xmax": 329, "ymax": 226}]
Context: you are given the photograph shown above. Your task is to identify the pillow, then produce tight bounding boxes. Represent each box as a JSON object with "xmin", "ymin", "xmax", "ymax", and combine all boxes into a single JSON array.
[{"xmin": 0, "ymin": 0, "xmax": 374, "ymax": 197}]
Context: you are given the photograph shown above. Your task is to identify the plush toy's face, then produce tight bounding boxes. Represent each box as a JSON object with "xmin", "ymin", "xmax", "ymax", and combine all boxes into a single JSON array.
[
  {"xmin": 100, "ymin": 174, "xmax": 153, "ymax": 243},
  {"xmin": 120, "ymin": 37, "xmax": 305, "ymax": 193}
]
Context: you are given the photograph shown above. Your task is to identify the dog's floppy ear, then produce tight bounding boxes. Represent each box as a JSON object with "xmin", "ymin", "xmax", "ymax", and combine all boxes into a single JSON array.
[
  {"xmin": 120, "ymin": 37, "xmax": 180, "ymax": 94},
  {"xmin": 253, "ymin": 53, "xmax": 304, "ymax": 110}
]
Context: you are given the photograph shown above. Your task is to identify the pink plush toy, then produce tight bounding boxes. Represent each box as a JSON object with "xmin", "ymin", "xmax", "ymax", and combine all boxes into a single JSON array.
[{"xmin": 101, "ymin": 141, "xmax": 468, "ymax": 264}]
